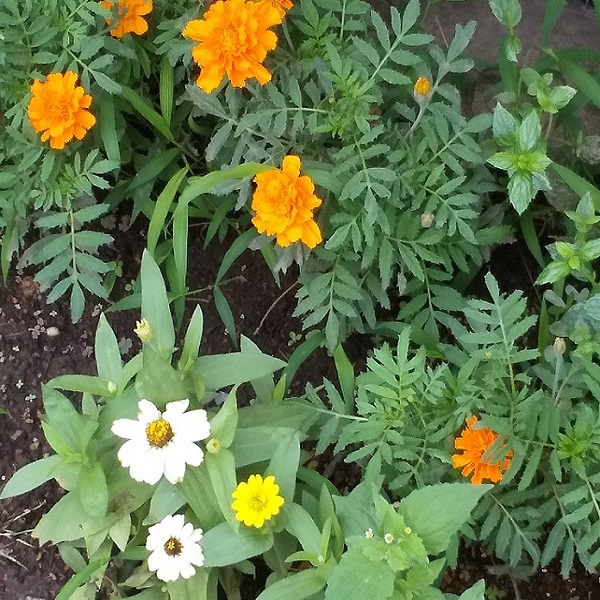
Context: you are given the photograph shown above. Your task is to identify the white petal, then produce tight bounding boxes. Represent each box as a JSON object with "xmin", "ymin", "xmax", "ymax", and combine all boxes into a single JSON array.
[
  {"xmin": 163, "ymin": 448, "xmax": 187, "ymax": 484},
  {"xmin": 147, "ymin": 549, "xmax": 164, "ymax": 572},
  {"xmin": 129, "ymin": 448, "xmax": 165, "ymax": 485},
  {"xmin": 171, "ymin": 410, "xmax": 211, "ymax": 442},
  {"xmin": 163, "ymin": 399, "xmax": 190, "ymax": 420},
  {"xmin": 187, "ymin": 442, "xmax": 205, "ymax": 468},
  {"xmin": 138, "ymin": 399, "xmax": 161, "ymax": 423},
  {"xmin": 117, "ymin": 439, "xmax": 149, "ymax": 468},
  {"xmin": 112, "ymin": 418, "xmax": 144, "ymax": 440},
  {"xmin": 170, "ymin": 514, "xmax": 185, "ymax": 532},
  {"xmin": 158, "ymin": 559, "xmax": 181, "ymax": 582},
  {"xmin": 179, "ymin": 562, "xmax": 196, "ymax": 579},
  {"xmin": 185, "ymin": 544, "xmax": 205, "ymax": 567}
]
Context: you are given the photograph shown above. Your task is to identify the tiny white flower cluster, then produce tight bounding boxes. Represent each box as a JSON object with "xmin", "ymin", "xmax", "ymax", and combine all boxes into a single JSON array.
[{"xmin": 112, "ymin": 398, "xmax": 212, "ymax": 582}]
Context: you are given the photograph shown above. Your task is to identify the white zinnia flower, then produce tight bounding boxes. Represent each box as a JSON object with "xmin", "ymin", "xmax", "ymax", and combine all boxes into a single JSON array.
[
  {"xmin": 146, "ymin": 514, "xmax": 205, "ymax": 581},
  {"xmin": 112, "ymin": 399, "xmax": 211, "ymax": 485}
]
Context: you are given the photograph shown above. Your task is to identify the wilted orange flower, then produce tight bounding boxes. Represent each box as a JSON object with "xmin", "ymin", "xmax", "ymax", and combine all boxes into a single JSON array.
[
  {"xmin": 182, "ymin": 0, "xmax": 281, "ymax": 94},
  {"xmin": 413, "ymin": 76, "xmax": 432, "ymax": 102},
  {"xmin": 28, "ymin": 72, "xmax": 96, "ymax": 150},
  {"xmin": 452, "ymin": 416, "xmax": 513, "ymax": 485},
  {"xmin": 100, "ymin": 0, "xmax": 153, "ymax": 38},
  {"xmin": 256, "ymin": 0, "xmax": 292, "ymax": 19},
  {"xmin": 251, "ymin": 155, "xmax": 322, "ymax": 249}
]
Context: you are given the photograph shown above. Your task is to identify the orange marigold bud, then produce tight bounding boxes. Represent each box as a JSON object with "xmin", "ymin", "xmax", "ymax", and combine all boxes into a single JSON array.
[
  {"xmin": 27, "ymin": 72, "xmax": 96, "ymax": 150},
  {"xmin": 99, "ymin": 0, "xmax": 153, "ymax": 38},
  {"xmin": 413, "ymin": 76, "xmax": 432, "ymax": 102},
  {"xmin": 251, "ymin": 155, "xmax": 323, "ymax": 249},
  {"xmin": 183, "ymin": 0, "xmax": 282, "ymax": 94},
  {"xmin": 452, "ymin": 416, "xmax": 513, "ymax": 485}
]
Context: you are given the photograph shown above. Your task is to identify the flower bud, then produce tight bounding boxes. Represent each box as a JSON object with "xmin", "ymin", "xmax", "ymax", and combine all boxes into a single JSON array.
[
  {"xmin": 420, "ymin": 212, "xmax": 434, "ymax": 228},
  {"xmin": 206, "ymin": 438, "xmax": 220, "ymax": 454},
  {"xmin": 413, "ymin": 77, "xmax": 432, "ymax": 102},
  {"xmin": 108, "ymin": 381, "xmax": 117, "ymax": 394},
  {"xmin": 404, "ymin": 526, "xmax": 412, "ymax": 535},
  {"xmin": 553, "ymin": 337, "xmax": 566, "ymax": 356},
  {"xmin": 134, "ymin": 319, "xmax": 153, "ymax": 343}
]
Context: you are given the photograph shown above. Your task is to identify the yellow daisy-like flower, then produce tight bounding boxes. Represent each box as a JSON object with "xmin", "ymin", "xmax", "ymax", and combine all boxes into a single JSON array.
[
  {"xmin": 182, "ymin": 0, "xmax": 282, "ymax": 94},
  {"xmin": 251, "ymin": 155, "xmax": 323, "ymax": 249},
  {"xmin": 99, "ymin": 0, "xmax": 153, "ymax": 38},
  {"xmin": 27, "ymin": 72, "xmax": 96, "ymax": 150},
  {"xmin": 413, "ymin": 76, "xmax": 432, "ymax": 102},
  {"xmin": 231, "ymin": 474, "xmax": 285, "ymax": 528},
  {"xmin": 452, "ymin": 416, "xmax": 513, "ymax": 485},
  {"xmin": 255, "ymin": 0, "xmax": 293, "ymax": 20}
]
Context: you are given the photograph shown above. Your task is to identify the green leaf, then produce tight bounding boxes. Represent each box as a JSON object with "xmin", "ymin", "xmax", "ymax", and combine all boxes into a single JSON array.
[
  {"xmin": 147, "ymin": 168, "xmax": 188, "ymax": 254},
  {"xmin": 488, "ymin": 0, "xmax": 522, "ymax": 29},
  {"xmin": 95, "ymin": 314, "xmax": 121, "ymax": 384},
  {"xmin": 166, "ymin": 569, "xmax": 210, "ymax": 600},
  {"xmin": 141, "ymin": 249, "xmax": 175, "ymax": 357},
  {"xmin": 325, "ymin": 545, "xmax": 394, "ymax": 600},
  {"xmin": 179, "ymin": 163, "xmax": 270, "ymax": 205},
  {"xmin": 120, "ymin": 85, "xmax": 174, "ymax": 142},
  {"xmin": 209, "ymin": 388, "xmax": 238, "ymax": 448},
  {"xmin": 0, "ymin": 455, "xmax": 64, "ymax": 499},
  {"xmin": 256, "ymin": 565, "xmax": 329, "ymax": 600},
  {"xmin": 141, "ymin": 346, "xmax": 188, "ymax": 407},
  {"xmin": 517, "ymin": 111, "xmax": 541, "ymax": 152},
  {"xmin": 77, "ymin": 461, "xmax": 108, "ymax": 519},
  {"xmin": 99, "ymin": 93, "xmax": 120, "ymax": 168},
  {"xmin": 206, "ymin": 449, "xmax": 238, "ymax": 526},
  {"xmin": 458, "ymin": 580, "xmax": 486, "ymax": 600},
  {"xmin": 492, "ymin": 102, "xmax": 517, "ymax": 146},
  {"xmin": 194, "ymin": 352, "xmax": 285, "ymax": 391},
  {"xmin": 178, "ymin": 306, "xmax": 204, "ymax": 372},
  {"xmin": 398, "ymin": 483, "xmax": 492, "ymax": 555},
  {"xmin": 285, "ymin": 503, "xmax": 322, "ymax": 555},
  {"xmin": 202, "ymin": 522, "xmax": 273, "ymax": 567},
  {"xmin": 213, "ymin": 285, "xmax": 237, "ymax": 345},
  {"xmin": 508, "ymin": 171, "xmax": 533, "ymax": 214},
  {"xmin": 267, "ymin": 432, "xmax": 300, "ymax": 504},
  {"xmin": 159, "ymin": 58, "xmax": 174, "ymax": 127}
]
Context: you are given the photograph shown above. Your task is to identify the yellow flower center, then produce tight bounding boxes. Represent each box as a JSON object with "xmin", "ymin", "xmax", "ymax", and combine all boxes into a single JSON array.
[
  {"xmin": 251, "ymin": 494, "xmax": 267, "ymax": 513},
  {"xmin": 145, "ymin": 418, "xmax": 174, "ymax": 448},
  {"xmin": 163, "ymin": 536, "xmax": 183, "ymax": 556}
]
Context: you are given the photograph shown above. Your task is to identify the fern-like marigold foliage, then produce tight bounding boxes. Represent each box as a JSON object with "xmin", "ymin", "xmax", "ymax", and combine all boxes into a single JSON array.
[
  {"xmin": 182, "ymin": 0, "xmax": 282, "ymax": 93},
  {"xmin": 100, "ymin": 0, "xmax": 153, "ymax": 38},
  {"xmin": 251, "ymin": 155, "xmax": 323, "ymax": 249},
  {"xmin": 452, "ymin": 416, "xmax": 513, "ymax": 485},
  {"xmin": 27, "ymin": 72, "xmax": 96, "ymax": 150},
  {"xmin": 100, "ymin": 0, "xmax": 152, "ymax": 38}
]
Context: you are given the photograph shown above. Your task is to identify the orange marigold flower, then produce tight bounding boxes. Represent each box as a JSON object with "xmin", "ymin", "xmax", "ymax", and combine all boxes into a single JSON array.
[
  {"xmin": 413, "ymin": 76, "xmax": 432, "ymax": 102},
  {"xmin": 256, "ymin": 0, "xmax": 293, "ymax": 20},
  {"xmin": 27, "ymin": 72, "xmax": 96, "ymax": 150},
  {"xmin": 452, "ymin": 416, "xmax": 513, "ymax": 485},
  {"xmin": 182, "ymin": 0, "xmax": 282, "ymax": 94},
  {"xmin": 251, "ymin": 155, "xmax": 323, "ymax": 249},
  {"xmin": 99, "ymin": 0, "xmax": 153, "ymax": 38}
]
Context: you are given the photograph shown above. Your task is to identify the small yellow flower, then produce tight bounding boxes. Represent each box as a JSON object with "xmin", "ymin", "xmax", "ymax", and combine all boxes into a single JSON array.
[
  {"xmin": 231, "ymin": 474, "xmax": 284, "ymax": 528},
  {"xmin": 384, "ymin": 533, "xmax": 394, "ymax": 544},
  {"xmin": 134, "ymin": 319, "xmax": 153, "ymax": 343},
  {"xmin": 404, "ymin": 526, "xmax": 412, "ymax": 535},
  {"xmin": 413, "ymin": 77, "xmax": 432, "ymax": 102}
]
